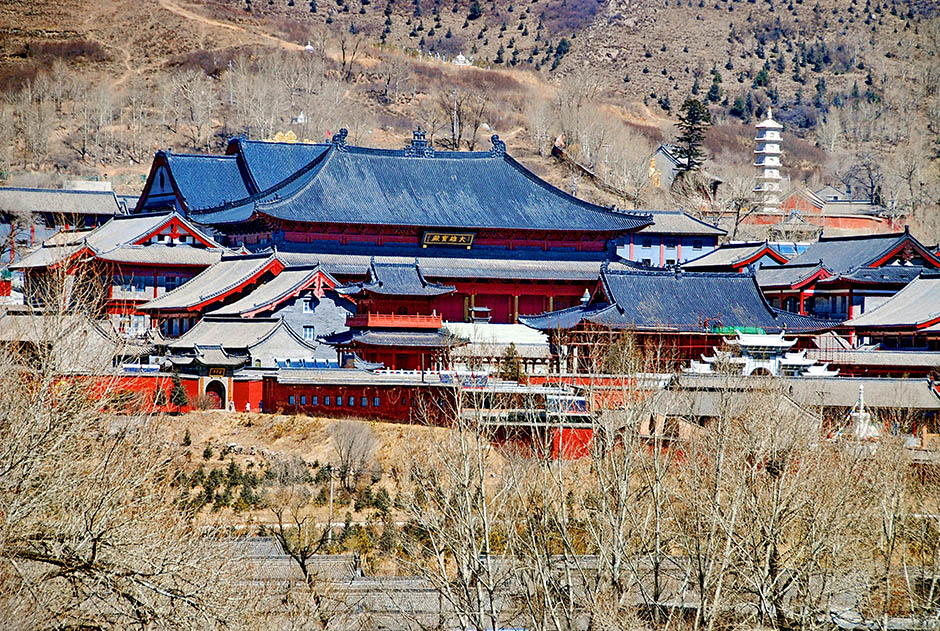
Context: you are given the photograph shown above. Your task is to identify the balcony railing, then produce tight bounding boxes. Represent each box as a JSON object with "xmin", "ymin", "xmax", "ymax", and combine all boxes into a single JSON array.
[{"xmin": 346, "ymin": 312, "xmax": 443, "ymax": 329}]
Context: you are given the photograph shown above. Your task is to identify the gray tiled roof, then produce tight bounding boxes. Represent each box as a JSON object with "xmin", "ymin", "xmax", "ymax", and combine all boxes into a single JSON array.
[
  {"xmin": 169, "ymin": 345, "xmax": 247, "ymax": 368},
  {"xmin": 757, "ymin": 262, "xmax": 828, "ymax": 288},
  {"xmin": 96, "ymin": 245, "xmax": 223, "ymax": 266},
  {"xmin": 168, "ymin": 317, "xmax": 312, "ymax": 351},
  {"xmin": 163, "ymin": 153, "xmax": 252, "ymax": 211},
  {"xmin": 787, "ymin": 232, "xmax": 940, "ymax": 272},
  {"xmin": 647, "ymin": 388, "xmax": 815, "ymax": 422},
  {"xmin": 771, "ymin": 308, "xmax": 841, "ymax": 331},
  {"xmin": 639, "ymin": 211, "xmax": 726, "ymax": 236},
  {"xmin": 807, "ymin": 348, "xmax": 940, "ymax": 368},
  {"xmin": 683, "ymin": 241, "xmax": 785, "ymax": 270},
  {"xmin": 787, "ymin": 376, "xmax": 940, "ymax": 409},
  {"xmin": 673, "ymin": 374, "xmax": 940, "ymax": 410},
  {"xmin": 10, "ymin": 244, "xmax": 82, "ymax": 269},
  {"xmin": 275, "ymin": 369, "xmax": 447, "ymax": 386},
  {"xmin": 820, "ymin": 265, "xmax": 924, "ymax": 286},
  {"xmin": 445, "ymin": 322, "xmax": 550, "ymax": 359},
  {"xmin": 12, "ymin": 212, "xmax": 222, "ymax": 270},
  {"xmin": 844, "ymin": 272, "xmax": 940, "ymax": 328},
  {"xmin": 209, "ymin": 266, "xmax": 333, "ymax": 316},
  {"xmin": 186, "ymin": 137, "xmax": 651, "ymax": 233},
  {"xmin": 278, "ymin": 251, "xmax": 606, "ymax": 281},
  {"xmin": 0, "ymin": 187, "xmax": 122, "ymax": 216},
  {"xmin": 142, "ymin": 254, "xmax": 279, "ymax": 311},
  {"xmin": 320, "ymin": 329, "xmax": 465, "ymax": 348},
  {"xmin": 522, "ymin": 267, "xmax": 836, "ymax": 334},
  {"xmin": 336, "ymin": 260, "xmax": 455, "ymax": 297}
]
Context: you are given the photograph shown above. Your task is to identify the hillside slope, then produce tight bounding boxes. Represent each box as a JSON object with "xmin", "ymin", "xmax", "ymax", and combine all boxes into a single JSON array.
[{"xmin": 1, "ymin": 0, "xmax": 937, "ymax": 233}]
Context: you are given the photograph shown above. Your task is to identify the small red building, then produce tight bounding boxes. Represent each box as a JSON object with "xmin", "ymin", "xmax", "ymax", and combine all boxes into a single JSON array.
[{"xmin": 323, "ymin": 259, "xmax": 467, "ymax": 370}]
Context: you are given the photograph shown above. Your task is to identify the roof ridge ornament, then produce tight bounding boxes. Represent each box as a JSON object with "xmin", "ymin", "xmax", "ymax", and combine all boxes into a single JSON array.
[
  {"xmin": 489, "ymin": 134, "xmax": 506, "ymax": 157},
  {"xmin": 404, "ymin": 128, "xmax": 434, "ymax": 158},
  {"xmin": 331, "ymin": 128, "xmax": 348, "ymax": 151}
]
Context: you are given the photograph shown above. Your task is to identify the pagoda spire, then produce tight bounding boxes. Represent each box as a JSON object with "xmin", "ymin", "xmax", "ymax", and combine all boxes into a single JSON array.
[{"xmin": 753, "ymin": 109, "xmax": 784, "ymax": 214}]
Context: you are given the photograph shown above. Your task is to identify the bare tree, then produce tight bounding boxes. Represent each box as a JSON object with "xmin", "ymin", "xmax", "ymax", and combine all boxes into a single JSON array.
[
  {"xmin": 526, "ymin": 97, "xmax": 554, "ymax": 157},
  {"xmin": 0, "ymin": 263, "xmax": 251, "ymax": 630},
  {"xmin": 12, "ymin": 80, "xmax": 53, "ymax": 169},
  {"xmin": 175, "ymin": 70, "xmax": 216, "ymax": 151},
  {"xmin": 329, "ymin": 420, "xmax": 377, "ymax": 492},
  {"xmin": 397, "ymin": 394, "xmax": 516, "ymax": 631},
  {"xmin": 714, "ymin": 164, "xmax": 760, "ymax": 239}
]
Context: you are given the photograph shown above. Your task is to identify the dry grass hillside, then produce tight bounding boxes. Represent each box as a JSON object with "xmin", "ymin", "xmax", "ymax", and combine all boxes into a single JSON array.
[{"xmin": 1, "ymin": 0, "xmax": 938, "ymax": 235}]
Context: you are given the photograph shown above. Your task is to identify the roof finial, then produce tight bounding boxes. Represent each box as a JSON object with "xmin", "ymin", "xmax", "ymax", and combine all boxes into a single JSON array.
[
  {"xmin": 404, "ymin": 127, "xmax": 434, "ymax": 158},
  {"xmin": 331, "ymin": 128, "xmax": 348, "ymax": 150},
  {"xmin": 489, "ymin": 134, "xmax": 506, "ymax": 157},
  {"xmin": 767, "ymin": 105, "xmax": 773, "ymax": 120}
]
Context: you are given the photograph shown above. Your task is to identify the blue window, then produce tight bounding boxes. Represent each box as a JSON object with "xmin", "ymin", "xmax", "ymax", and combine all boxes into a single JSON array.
[
  {"xmin": 361, "ymin": 397, "xmax": 368, "ymax": 407},
  {"xmin": 300, "ymin": 395, "xmax": 307, "ymax": 405},
  {"xmin": 348, "ymin": 396, "xmax": 355, "ymax": 406},
  {"xmin": 336, "ymin": 396, "xmax": 342, "ymax": 406},
  {"xmin": 288, "ymin": 395, "xmax": 295, "ymax": 405},
  {"xmin": 373, "ymin": 397, "xmax": 380, "ymax": 407},
  {"xmin": 325, "ymin": 396, "xmax": 331, "ymax": 406},
  {"xmin": 642, "ymin": 237, "xmax": 653, "ymax": 248},
  {"xmin": 312, "ymin": 396, "xmax": 318, "ymax": 406}
]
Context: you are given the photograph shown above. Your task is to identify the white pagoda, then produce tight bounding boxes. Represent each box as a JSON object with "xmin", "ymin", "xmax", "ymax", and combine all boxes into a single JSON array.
[
  {"xmin": 686, "ymin": 331, "xmax": 838, "ymax": 377},
  {"xmin": 753, "ymin": 108, "xmax": 784, "ymax": 214}
]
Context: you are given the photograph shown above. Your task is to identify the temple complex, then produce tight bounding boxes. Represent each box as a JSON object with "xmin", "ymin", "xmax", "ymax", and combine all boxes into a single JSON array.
[
  {"xmin": 130, "ymin": 131, "xmax": 728, "ymax": 324},
  {"xmin": 758, "ymin": 229, "xmax": 940, "ymax": 319}
]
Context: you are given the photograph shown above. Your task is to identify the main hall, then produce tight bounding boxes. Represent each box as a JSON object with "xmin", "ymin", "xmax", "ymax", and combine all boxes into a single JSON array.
[{"xmin": 132, "ymin": 129, "xmax": 723, "ymax": 324}]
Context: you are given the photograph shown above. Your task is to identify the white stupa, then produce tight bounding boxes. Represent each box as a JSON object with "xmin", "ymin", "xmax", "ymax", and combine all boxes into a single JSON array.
[{"xmin": 753, "ymin": 107, "xmax": 784, "ymax": 214}]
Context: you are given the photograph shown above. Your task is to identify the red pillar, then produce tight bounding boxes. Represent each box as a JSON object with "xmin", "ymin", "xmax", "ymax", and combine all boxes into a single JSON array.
[{"xmin": 799, "ymin": 291, "xmax": 806, "ymax": 315}]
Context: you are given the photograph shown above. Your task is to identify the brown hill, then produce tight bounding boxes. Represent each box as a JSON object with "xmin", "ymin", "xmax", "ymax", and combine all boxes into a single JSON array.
[{"xmin": 0, "ymin": 0, "xmax": 937, "ymax": 233}]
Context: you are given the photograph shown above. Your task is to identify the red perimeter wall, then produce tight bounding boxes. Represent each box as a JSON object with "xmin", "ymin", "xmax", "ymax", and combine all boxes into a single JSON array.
[{"xmin": 85, "ymin": 374, "xmax": 200, "ymax": 413}]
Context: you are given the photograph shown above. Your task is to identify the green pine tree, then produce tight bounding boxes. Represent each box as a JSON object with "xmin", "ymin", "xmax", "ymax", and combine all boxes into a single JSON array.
[
  {"xmin": 498, "ymin": 343, "xmax": 523, "ymax": 382},
  {"xmin": 170, "ymin": 372, "xmax": 189, "ymax": 414},
  {"xmin": 675, "ymin": 98, "xmax": 711, "ymax": 174},
  {"xmin": 467, "ymin": 0, "xmax": 482, "ymax": 20}
]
